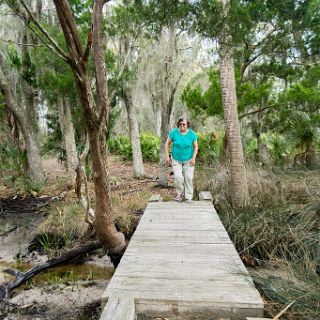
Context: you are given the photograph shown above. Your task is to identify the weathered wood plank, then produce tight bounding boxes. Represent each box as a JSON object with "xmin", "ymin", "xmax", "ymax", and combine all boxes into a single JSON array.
[
  {"xmin": 199, "ymin": 191, "xmax": 213, "ymax": 201},
  {"xmin": 100, "ymin": 201, "xmax": 264, "ymax": 319},
  {"xmin": 100, "ymin": 295, "xmax": 135, "ymax": 320},
  {"xmin": 149, "ymin": 194, "xmax": 162, "ymax": 202}
]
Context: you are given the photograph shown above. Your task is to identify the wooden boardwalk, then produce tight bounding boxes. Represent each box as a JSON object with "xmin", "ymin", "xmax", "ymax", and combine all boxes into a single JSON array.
[{"xmin": 101, "ymin": 199, "xmax": 264, "ymax": 319}]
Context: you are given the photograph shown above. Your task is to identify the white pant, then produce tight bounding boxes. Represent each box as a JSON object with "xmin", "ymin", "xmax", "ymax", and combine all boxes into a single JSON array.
[{"xmin": 172, "ymin": 159, "xmax": 195, "ymax": 200}]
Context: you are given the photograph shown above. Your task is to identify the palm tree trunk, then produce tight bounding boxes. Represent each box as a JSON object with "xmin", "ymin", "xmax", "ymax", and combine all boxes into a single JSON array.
[{"xmin": 219, "ymin": 0, "xmax": 249, "ymax": 210}]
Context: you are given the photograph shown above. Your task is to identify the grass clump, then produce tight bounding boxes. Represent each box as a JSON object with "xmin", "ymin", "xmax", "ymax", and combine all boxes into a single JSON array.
[
  {"xmin": 252, "ymin": 265, "xmax": 320, "ymax": 319},
  {"xmin": 36, "ymin": 202, "xmax": 88, "ymax": 253},
  {"xmin": 112, "ymin": 192, "xmax": 150, "ymax": 240},
  {"xmin": 202, "ymin": 164, "xmax": 320, "ymax": 319}
]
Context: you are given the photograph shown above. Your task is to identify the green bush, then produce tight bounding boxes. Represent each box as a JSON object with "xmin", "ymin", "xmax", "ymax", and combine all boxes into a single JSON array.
[
  {"xmin": 197, "ymin": 131, "xmax": 223, "ymax": 164},
  {"xmin": 0, "ymin": 144, "xmax": 44, "ymax": 193},
  {"xmin": 108, "ymin": 133, "xmax": 160, "ymax": 162},
  {"xmin": 244, "ymin": 135, "xmax": 258, "ymax": 159},
  {"xmin": 108, "ymin": 131, "xmax": 224, "ymax": 164},
  {"xmin": 140, "ymin": 133, "xmax": 160, "ymax": 162},
  {"xmin": 265, "ymin": 133, "xmax": 293, "ymax": 166},
  {"xmin": 108, "ymin": 135, "xmax": 132, "ymax": 159}
]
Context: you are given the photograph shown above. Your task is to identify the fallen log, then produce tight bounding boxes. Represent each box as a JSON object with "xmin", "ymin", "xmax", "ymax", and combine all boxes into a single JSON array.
[{"xmin": 0, "ymin": 241, "xmax": 102, "ymax": 301}]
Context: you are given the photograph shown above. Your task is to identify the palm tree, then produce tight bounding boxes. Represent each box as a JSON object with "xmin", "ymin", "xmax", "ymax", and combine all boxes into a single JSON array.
[
  {"xmin": 287, "ymin": 111, "xmax": 320, "ymax": 167},
  {"xmin": 219, "ymin": 0, "xmax": 249, "ymax": 210}
]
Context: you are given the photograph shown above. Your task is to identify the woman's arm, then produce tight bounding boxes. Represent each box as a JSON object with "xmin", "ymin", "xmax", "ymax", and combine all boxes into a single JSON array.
[
  {"xmin": 165, "ymin": 137, "xmax": 172, "ymax": 164},
  {"xmin": 190, "ymin": 140, "xmax": 198, "ymax": 166}
]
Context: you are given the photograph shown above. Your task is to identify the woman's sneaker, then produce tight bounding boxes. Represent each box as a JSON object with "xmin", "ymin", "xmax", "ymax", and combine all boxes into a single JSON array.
[{"xmin": 174, "ymin": 195, "xmax": 183, "ymax": 202}]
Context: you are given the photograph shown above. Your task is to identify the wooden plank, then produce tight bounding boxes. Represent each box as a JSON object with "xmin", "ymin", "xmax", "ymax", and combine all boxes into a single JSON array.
[
  {"xmin": 101, "ymin": 201, "xmax": 264, "ymax": 319},
  {"xmin": 100, "ymin": 295, "xmax": 135, "ymax": 320},
  {"xmin": 199, "ymin": 191, "xmax": 213, "ymax": 201},
  {"xmin": 247, "ymin": 318, "xmax": 272, "ymax": 320},
  {"xmin": 103, "ymin": 287, "xmax": 262, "ymax": 308},
  {"xmin": 149, "ymin": 194, "xmax": 162, "ymax": 202}
]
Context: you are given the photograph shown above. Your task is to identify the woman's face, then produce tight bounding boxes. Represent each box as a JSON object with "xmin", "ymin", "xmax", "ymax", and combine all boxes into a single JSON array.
[{"xmin": 178, "ymin": 120, "xmax": 188, "ymax": 133}]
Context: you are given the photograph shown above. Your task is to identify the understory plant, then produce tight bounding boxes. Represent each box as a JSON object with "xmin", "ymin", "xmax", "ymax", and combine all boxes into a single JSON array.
[
  {"xmin": 205, "ymin": 164, "xmax": 319, "ymax": 319},
  {"xmin": 0, "ymin": 143, "xmax": 44, "ymax": 193}
]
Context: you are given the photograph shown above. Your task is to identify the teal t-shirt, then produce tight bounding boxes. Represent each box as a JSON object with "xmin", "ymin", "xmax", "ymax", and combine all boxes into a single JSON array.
[{"xmin": 168, "ymin": 128, "xmax": 198, "ymax": 162}]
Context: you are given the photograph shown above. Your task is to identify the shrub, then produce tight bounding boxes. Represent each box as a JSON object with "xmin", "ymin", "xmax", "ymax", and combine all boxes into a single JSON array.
[
  {"xmin": 108, "ymin": 133, "xmax": 160, "ymax": 162},
  {"xmin": 140, "ymin": 133, "xmax": 160, "ymax": 162},
  {"xmin": 108, "ymin": 135, "xmax": 132, "ymax": 159},
  {"xmin": 197, "ymin": 131, "xmax": 223, "ymax": 164},
  {"xmin": 0, "ymin": 143, "xmax": 43, "ymax": 193}
]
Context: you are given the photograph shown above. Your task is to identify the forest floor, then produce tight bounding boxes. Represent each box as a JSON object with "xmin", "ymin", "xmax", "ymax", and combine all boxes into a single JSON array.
[
  {"xmin": 1, "ymin": 158, "xmax": 319, "ymax": 320},
  {"xmin": 0, "ymin": 156, "xmax": 177, "ymax": 320}
]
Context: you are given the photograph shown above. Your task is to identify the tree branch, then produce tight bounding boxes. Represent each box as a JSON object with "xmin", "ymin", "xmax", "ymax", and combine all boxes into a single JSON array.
[
  {"xmin": 93, "ymin": 0, "xmax": 111, "ymax": 131},
  {"xmin": 239, "ymin": 106, "xmax": 270, "ymax": 120},
  {"xmin": 83, "ymin": 26, "xmax": 93, "ymax": 63},
  {"xmin": 20, "ymin": 0, "xmax": 70, "ymax": 62},
  {"xmin": 0, "ymin": 38, "xmax": 44, "ymax": 47},
  {"xmin": 53, "ymin": 0, "xmax": 84, "ymax": 65},
  {"xmin": 0, "ymin": 241, "xmax": 102, "ymax": 301}
]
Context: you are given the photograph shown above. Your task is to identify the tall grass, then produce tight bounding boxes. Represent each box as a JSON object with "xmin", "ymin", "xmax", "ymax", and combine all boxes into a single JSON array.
[{"xmin": 205, "ymin": 165, "xmax": 320, "ymax": 319}]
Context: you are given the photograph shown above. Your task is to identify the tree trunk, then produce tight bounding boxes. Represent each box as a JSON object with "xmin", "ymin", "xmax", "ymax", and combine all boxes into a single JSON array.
[
  {"xmin": 119, "ymin": 24, "xmax": 145, "ymax": 179},
  {"xmin": 53, "ymin": 0, "xmax": 126, "ymax": 254},
  {"xmin": 158, "ymin": 26, "xmax": 181, "ymax": 186},
  {"xmin": 306, "ymin": 142, "xmax": 318, "ymax": 168},
  {"xmin": 155, "ymin": 104, "xmax": 162, "ymax": 136},
  {"xmin": 219, "ymin": 0, "xmax": 249, "ymax": 210},
  {"xmin": 123, "ymin": 89, "xmax": 145, "ymax": 178},
  {"xmin": 58, "ymin": 96, "xmax": 79, "ymax": 188},
  {"xmin": 0, "ymin": 55, "xmax": 45, "ymax": 184}
]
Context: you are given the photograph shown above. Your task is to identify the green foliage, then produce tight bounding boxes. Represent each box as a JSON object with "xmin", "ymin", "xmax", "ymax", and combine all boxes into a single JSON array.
[
  {"xmin": 140, "ymin": 133, "xmax": 160, "ymax": 162},
  {"xmin": 69, "ymin": 0, "xmax": 93, "ymax": 25},
  {"xmin": 197, "ymin": 131, "xmax": 223, "ymax": 164},
  {"xmin": 181, "ymin": 68, "xmax": 223, "ymax": 119},
  {"xmin": 0, "ymin": 143, "xmax": 43, "ymax": 192},
  {"xmin": 265, "ymin": 133, "xmax": 293, "ymax": 166},
  {"xmin": 42, "ymin": 113, "xmax": 65, "ymax": 161},
  {"xmin": 133, "ymin": 0, "xmax": 193, "ymax": 37},
  {"xmin": 244, "ymin": 135, "xmax": 258, "ymax": 158},
  {"xmin": 108, "ymin": 135, "xmax": 132, "ymax": 159},
  {"xmin": 182, "ymin": 66, "xmax": 274, "ymax": 119},
  {"xmin": 286, "ymin": 111, "xmax": 320, "ymax": 152},
  {"xmin": 0, "ymin": 143, "xmax": 26, "ymax": 176},
  {"xmin": 7, "ymin": 44, "xmax": 21, "ymax": 69},
  {"xmin": 108, "ymin": 133, "xmax": 161, "ymax": 162}
]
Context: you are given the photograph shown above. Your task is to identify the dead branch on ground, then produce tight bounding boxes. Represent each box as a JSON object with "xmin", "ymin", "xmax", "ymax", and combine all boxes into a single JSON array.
[{"xmin": 0, "ymin": 241, "xmax": 102, "ymax": 301}]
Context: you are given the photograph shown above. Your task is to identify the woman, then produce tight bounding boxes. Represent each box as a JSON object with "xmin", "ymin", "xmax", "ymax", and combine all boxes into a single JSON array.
[{"xmin": 165, "ymin": 118, "xmax": 198, "ymax": 203}]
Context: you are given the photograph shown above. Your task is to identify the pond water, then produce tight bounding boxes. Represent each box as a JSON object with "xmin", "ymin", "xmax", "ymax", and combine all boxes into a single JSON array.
[{"xmin": 0, "ymin": 260, "xmax": 114, "ymax": 288}]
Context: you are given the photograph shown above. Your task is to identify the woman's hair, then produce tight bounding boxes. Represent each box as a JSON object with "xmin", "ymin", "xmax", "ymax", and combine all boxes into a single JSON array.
[{"xmin": 177, "ymin": 118, "xmax": 190, "ymax": 128}]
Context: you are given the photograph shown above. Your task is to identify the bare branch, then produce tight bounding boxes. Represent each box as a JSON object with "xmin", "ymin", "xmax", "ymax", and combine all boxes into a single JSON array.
[
  {"xmin": 239, "ymin": 106, "xmax": 270, "ymax": 120},
  {"xmin": 76, "ymin": 133, "xmax": 95, "ymax": 225},
  {"xmin": 20, "ymin": 0, "xmax": 70, "ymax": 62},
  {"xmin": 0, "ymin": 37, "xmax": 44, "ymax": 47}
]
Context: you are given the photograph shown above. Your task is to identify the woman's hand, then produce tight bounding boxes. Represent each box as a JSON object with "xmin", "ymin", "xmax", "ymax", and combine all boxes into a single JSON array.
[
  {"xmin": 166, "ymin": 156, "xmax": 172, "ymax": 165},
  {"xmin": 190, "ymin": 157, "xmax": 196, "ymax": 166}
]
